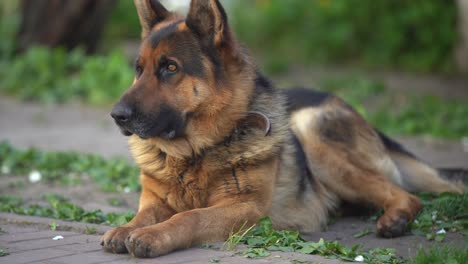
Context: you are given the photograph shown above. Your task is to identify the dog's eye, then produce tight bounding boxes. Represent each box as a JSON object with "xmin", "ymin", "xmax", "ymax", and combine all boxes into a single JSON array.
[
  {"xmin": 135, "ymin": 65, "xmax": 143, "ymax": 77},
  {"xmin": 157, "ymin": 59, "xmax": 179, "ymax": 78},
  {"xmin": 166, "ymin": 63, "xmax": 178, "ymax": 73}
]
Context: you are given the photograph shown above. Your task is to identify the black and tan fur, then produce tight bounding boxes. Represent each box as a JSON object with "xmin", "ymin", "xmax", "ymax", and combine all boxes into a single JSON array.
[{"xmin": 102, "ymin": 0, "xmax": 464, "ymax": 258}]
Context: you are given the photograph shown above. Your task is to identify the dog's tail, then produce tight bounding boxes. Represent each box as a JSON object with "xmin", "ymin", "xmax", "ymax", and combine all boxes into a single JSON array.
[
  {"xmin": 376, "ymin": 130, "xmax": 465, "ymax": 194},
  {"xmin": 437, "ymin": 168, "xmax": 468, "ymax": 185}
]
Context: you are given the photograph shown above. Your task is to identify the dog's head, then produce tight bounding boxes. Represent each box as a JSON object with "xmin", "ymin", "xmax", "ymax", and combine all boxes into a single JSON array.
[{"xmin": 111, "ymin": 0, "xmax": 253, "ymax": 142}]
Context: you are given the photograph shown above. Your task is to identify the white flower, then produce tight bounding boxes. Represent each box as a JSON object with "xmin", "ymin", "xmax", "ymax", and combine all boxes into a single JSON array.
[
  {"xmin": 28, "ymin": 170, "xmax": 42, "ymax": 183},
  {"xmin": 1, "ymin": 165, "xmax": 10, "ymax": 174},
  {"xmin": 52, "ymin": 235, "xmax": 64, "ymax": 240},
  {"xmin": 123, "ymin": 187, "xmax": 131, "ymax": 193},
  {"xmin": 354, "ymin": 255, "xmax": 364, "ymax": 262},
  {"xmin": 436, "ymin": 229, "xmax": 446, "ymax": 235}
]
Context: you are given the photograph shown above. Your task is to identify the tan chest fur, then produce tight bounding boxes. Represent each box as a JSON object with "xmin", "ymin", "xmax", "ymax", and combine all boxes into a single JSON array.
[{"xmin": 131, "ymin": 131, "xmax": 281, "ymax": 213}]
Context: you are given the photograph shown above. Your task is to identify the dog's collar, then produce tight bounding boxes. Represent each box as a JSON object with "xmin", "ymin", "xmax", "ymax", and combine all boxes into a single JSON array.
[
  {"xmin": 240, "ymin": 111, "xmax": 271, "ymax": 136},
  {"xmin": 219, "ymin": 111, "xmax": 271, "ymax": 148}
]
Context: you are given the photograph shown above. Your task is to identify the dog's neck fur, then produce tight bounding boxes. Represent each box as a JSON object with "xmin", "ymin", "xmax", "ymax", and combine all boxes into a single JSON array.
[{"xmin": 128, "ymin": 71, "xmax": 288, "ymax": 182}]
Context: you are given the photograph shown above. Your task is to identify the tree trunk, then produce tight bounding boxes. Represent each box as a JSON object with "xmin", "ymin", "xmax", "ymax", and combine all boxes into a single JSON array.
[
  {"xmin": 17, "ymin": 0, "xmax": 116, "ymax": 54},
  {"xmin": 456, "ymin": 0, "xmax": 468, "ymax": 72}
]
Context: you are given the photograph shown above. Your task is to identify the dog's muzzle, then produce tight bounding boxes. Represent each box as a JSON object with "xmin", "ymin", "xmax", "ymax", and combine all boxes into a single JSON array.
[{"xmin": 110, "ymin": 102, "xmax": 185, "ymax": 140}]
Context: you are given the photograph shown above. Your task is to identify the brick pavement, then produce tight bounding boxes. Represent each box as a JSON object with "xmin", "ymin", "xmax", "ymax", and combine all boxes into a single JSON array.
[{"xmin": 0, "ymin": 213, "xmax": 343, "ymax": 264}]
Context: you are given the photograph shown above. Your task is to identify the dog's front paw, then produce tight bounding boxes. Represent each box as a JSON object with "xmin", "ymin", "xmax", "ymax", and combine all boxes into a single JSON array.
[
  {"xmin": 101, "ymin": 226, "xmax": 136, "ymax": 254},
  {"xmin": 125, "ymin": 227, "xmax": 172, "ymax": 258}
]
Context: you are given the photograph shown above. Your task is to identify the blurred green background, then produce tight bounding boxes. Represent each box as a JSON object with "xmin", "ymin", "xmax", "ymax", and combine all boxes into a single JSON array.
[
  {"xmin": 232, "ymin": 0, "xmax": 458, "ymax": 73},
  {"xmin": 0, "ymin": 0, "xmax": 467, "ymax": 139}
]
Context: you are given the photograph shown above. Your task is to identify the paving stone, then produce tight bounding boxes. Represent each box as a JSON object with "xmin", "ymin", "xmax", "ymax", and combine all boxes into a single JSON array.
[
  {"xmin": 39, "ymin": 251, "xmax": 128, "ymax": 264},
  {"xmin": 0, "ymin": 230, "xmax": 78, "ymax": 243},
  {"xmin": 0, "ymin": 224, "xmax": 40, "ymax": 234},
  {"xmin": 144, "ymin": 248, "xmax": 229, "ymax": 264},
  {"xmin": 0, "ymin": 212, "xmax": 337, "ymax": 264},
  {"xmin": 6, "ymin": 234, "xmax": 96, "ymax": 253},
  {"xmin": 0, "ymin": 248, "xmax": 75, "ymax": 264},
  {"xmin": 0, "ymin": 213, "xmax": 111, "ymax": 235},
  {"xmin": 94, "ymin": 248, "xmax": 346, "ymax": 264},
  {"xmin": 55, "ymin": 240, "xmax": 103, "ymax": 254}
]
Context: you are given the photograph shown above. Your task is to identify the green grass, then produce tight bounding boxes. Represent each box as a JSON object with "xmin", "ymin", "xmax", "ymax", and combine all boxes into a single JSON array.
[
  {"xmin": 0, "ymin": 4, "xmax": 19, "ymax": 62},
  {"xmin": 225, "ymin": 217, "xmax": 403, "ymax": 263},
  {"xmin": 85, "ymin": 226, "xmax": 98, "ymax": 235},
  {"xmin": 366, "ymin": 192, "xmax": 468, "ymax": 242},
  {"xmin": 0, "ymin": 141, "xmax": 140, "ymax": 192},
  {"xmin": 410, "ymin": 192, "xmax": 468, "ymax": 241},
  {"xmin": 2, "ymin": 1, "xmax": 459, "ymax": 74},
  {"xmin": 49, "ymin": 220, "xmax": 59, "ymax": 231},
  {"xmin": 105, "ymin": 0, "xmax": 140, "ymax": 41},
  {"xmin": 0, "ymin": 46, "xmax": 133, "ymax": 105},
  {"xmin": 224, "ymin": 192, "xmax": 468, "ymax": 262},
  {"xmin": 353, "ymin": 227, "xmax": 373, "ymax": 238},
  {"xmin": 231, "ymin": 0, "xmax": 457, "ymax": 74},
  {"xmin": 370, "ymin": 96, "xmax": 468, "ymax": 139},
  {"xmin": 0, "ymin": 2, "xmax": 133, "ymax": 106},
  {"xmin": 409, "ymin": 245, "xmax": 468, "ymax": 264},
  {"xmin": 222, "ymin": 221, "xmax": 256, "ymax": 251},
  {"xmin": 0, "ymin": 194, "xmax": 134, "ymax": 226}
]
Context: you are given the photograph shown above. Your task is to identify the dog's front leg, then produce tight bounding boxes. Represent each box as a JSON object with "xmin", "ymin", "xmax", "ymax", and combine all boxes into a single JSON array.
[
  {"xmin": 124, "ymin": 200, "xmax": 263, "ymax": 258},
  {"xmin": 101, "ymin": 177, "xmax": 176, "ymax": 254}
]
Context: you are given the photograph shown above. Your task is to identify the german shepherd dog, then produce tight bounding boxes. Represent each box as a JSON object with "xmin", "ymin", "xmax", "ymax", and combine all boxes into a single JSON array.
[{"xmin": 102, "ymin": 0, "xmax": 464, "ymax": 258}]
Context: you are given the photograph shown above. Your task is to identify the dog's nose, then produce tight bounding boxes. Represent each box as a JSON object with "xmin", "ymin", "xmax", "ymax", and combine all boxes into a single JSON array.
[{"xmin": 110, "ymin": 103, "xmax": 133, "ymax": 123}]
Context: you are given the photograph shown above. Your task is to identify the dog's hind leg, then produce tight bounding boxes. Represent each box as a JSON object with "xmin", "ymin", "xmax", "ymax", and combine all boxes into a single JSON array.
[{"xmin": 290, "ymin": 99, "xmax": 422, "ymax": 238}]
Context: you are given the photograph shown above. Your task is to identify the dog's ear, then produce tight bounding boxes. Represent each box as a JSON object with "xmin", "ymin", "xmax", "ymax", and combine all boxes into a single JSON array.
[
  {"xmin": 134, "ymin": 0, "xmax": 171, "ymax": 39},
  {"xmin": 186, "ymin": 0, "xmax": 228, "ymax": 46}
]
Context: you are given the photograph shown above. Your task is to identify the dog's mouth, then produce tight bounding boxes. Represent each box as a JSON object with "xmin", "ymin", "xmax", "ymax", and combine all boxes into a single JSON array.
[
  {"xmin": 115, "ymin": 120, "xmax": 181, "ymax": 141},
  {"xmin": 118, "ymin": 126, "xmax": 134, "ymax": 137}
]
